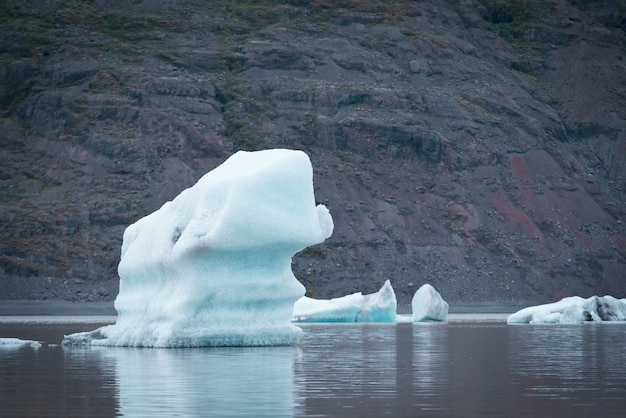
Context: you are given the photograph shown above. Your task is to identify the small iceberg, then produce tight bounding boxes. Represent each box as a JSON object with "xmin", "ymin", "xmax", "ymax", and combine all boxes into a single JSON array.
[
  {"xmin": 411, "ymin": 284, "xmax": 449, "ymax": 322},
  {"xmin": 0, "ymin": 338, "xmax": 41, "ymax": 348},
  {"xmin": 507, "ymin": 295, "xmax": 626, "ymax": 324},
  {"xmin": 292, "ymin": 281, "xmax": 448, "ymax": 323},
  {"xmin": 292, "ymin": 280, "xmax": 397, "ymax": 322}
]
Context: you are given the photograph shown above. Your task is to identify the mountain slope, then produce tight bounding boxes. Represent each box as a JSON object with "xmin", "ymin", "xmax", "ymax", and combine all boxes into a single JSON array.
[{"xmin": 1, "ymin": 0, "xmax": 624, "ymax": 305}]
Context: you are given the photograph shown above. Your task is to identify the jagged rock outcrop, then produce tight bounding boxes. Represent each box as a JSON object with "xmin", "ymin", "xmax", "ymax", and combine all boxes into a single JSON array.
[{"xmin": 1, "ymin": 0, "xmax": 624, "ymax": 305}]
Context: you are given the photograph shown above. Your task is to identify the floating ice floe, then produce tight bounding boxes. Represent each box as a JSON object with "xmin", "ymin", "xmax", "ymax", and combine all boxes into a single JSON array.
[
  {"xmin": 292, "ymin": 280, "xmax": 397, "ymax": 322},
  {"xmin": 507, "ymin": 295, "xmax": 626, "ymax": 324},
  {"xmin": 411, "ymin": 283, "xmax": 449, "ymax": 322},
  {"xmin": 63, "ymin": 149, "xmax": 333, "ymax": 347},
  {"xmin": 292, "ymin": 281, "xmax": 448, "ymax": 323},
  {"xmin": 0, "ymin": 338, "xmax": 41, "ymax": 348}
]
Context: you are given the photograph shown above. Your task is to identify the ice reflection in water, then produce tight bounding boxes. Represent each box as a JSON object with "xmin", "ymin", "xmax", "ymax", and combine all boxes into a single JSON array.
[
  {"xmin": 411, "ymin": 323, "xmax": 449, "ymax": 398},
  {"xmin": 2, "ymin": 320, "xmax": 626, "ymax": 417},
  {"xmin": 294, "ymin": 323, "xmax": 398, "ymax": 416},
  {"xmin": 509, "ymin": 323, "xmax": 626, "ymax": 406},
  {"xmin": 98, "ymin": 346, "xmax": 299, "ymax": 417}
]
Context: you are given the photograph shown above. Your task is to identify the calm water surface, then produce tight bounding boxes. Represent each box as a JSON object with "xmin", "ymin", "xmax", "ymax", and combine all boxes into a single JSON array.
[{"xmin": 1, "ymin": 318, "xmax": 625, "ymax": 417}]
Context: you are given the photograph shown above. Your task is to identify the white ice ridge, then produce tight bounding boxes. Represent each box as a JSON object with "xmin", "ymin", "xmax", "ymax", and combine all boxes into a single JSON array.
[
  {"xmin": 507, "ymin": 295, "xmax": 626, "ymax": 324},
  {"xmin": 63, "ymin": 149, "xmax": 333, "ymax": 347},
  {"xmin": 292, "ymin": 280, "xmax": 397, "ymax": 322},
  {"xmin": 292, "ymin": 281, "xmax": 449, "ymax": 323},
  {"xmin": 411, "ymin": 284, "xmax": 449, "ymax": 322}
]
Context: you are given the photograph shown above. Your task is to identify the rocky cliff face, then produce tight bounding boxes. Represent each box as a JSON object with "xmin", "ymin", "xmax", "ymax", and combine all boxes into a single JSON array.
[{"xmin": 1, "ymin": 0, "xmax": 624, "ymax": 306}]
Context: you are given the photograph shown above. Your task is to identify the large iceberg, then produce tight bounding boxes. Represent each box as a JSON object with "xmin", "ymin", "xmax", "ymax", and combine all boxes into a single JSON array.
[
  {"xmin": 292, "ymin": 280, "xmax": 397, "ymax": 322},
  {"xmin": 507, "ymin": 295, "xmax": 626, "ymax": 324},
  {"xmin": 63, "ymin": 149, "xmax": 333, "ymax": 347},
  {"xmin": 411, "ymin": 284, "xmax": 449, "ymax": 322}
]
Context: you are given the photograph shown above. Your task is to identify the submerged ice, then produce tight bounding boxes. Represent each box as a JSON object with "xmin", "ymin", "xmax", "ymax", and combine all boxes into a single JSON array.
[
  {"xmin": 63, "ymin": 149, "xmax": 333, "ymax": 347},
  {"xmin": 507, "ymin": 295, "xmax": 626, "ymax": 324}
]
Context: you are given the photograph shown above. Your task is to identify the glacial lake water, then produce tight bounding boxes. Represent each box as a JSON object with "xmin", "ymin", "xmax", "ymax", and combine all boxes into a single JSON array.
[{"xmin": 1, "ymin": 316, "xmax": 626, "ymax": 417}]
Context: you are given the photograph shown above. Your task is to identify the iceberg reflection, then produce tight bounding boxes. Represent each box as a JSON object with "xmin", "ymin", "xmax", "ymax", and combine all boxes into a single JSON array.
[{"xmin": 99, "ymin": 345, "xmax": 299, "ymax": 417}]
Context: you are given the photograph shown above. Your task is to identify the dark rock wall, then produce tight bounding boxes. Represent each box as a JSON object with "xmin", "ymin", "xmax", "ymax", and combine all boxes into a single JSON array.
[{"xmin": 0, "ymin": 0, "xmax": 624, "ymax": 305}]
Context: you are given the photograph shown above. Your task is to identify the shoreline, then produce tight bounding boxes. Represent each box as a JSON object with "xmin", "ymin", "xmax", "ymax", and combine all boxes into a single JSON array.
[
  {"xmin": 0, "ymin": 299, "xmax": 526, "ymax": 316},
  {"xmin": 0, "ymin": 300, "xmax": 116, "ymax": 316},
  {"xmin": 0, "ymin": 300, "xmax": 523, "ymax": 344}
]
